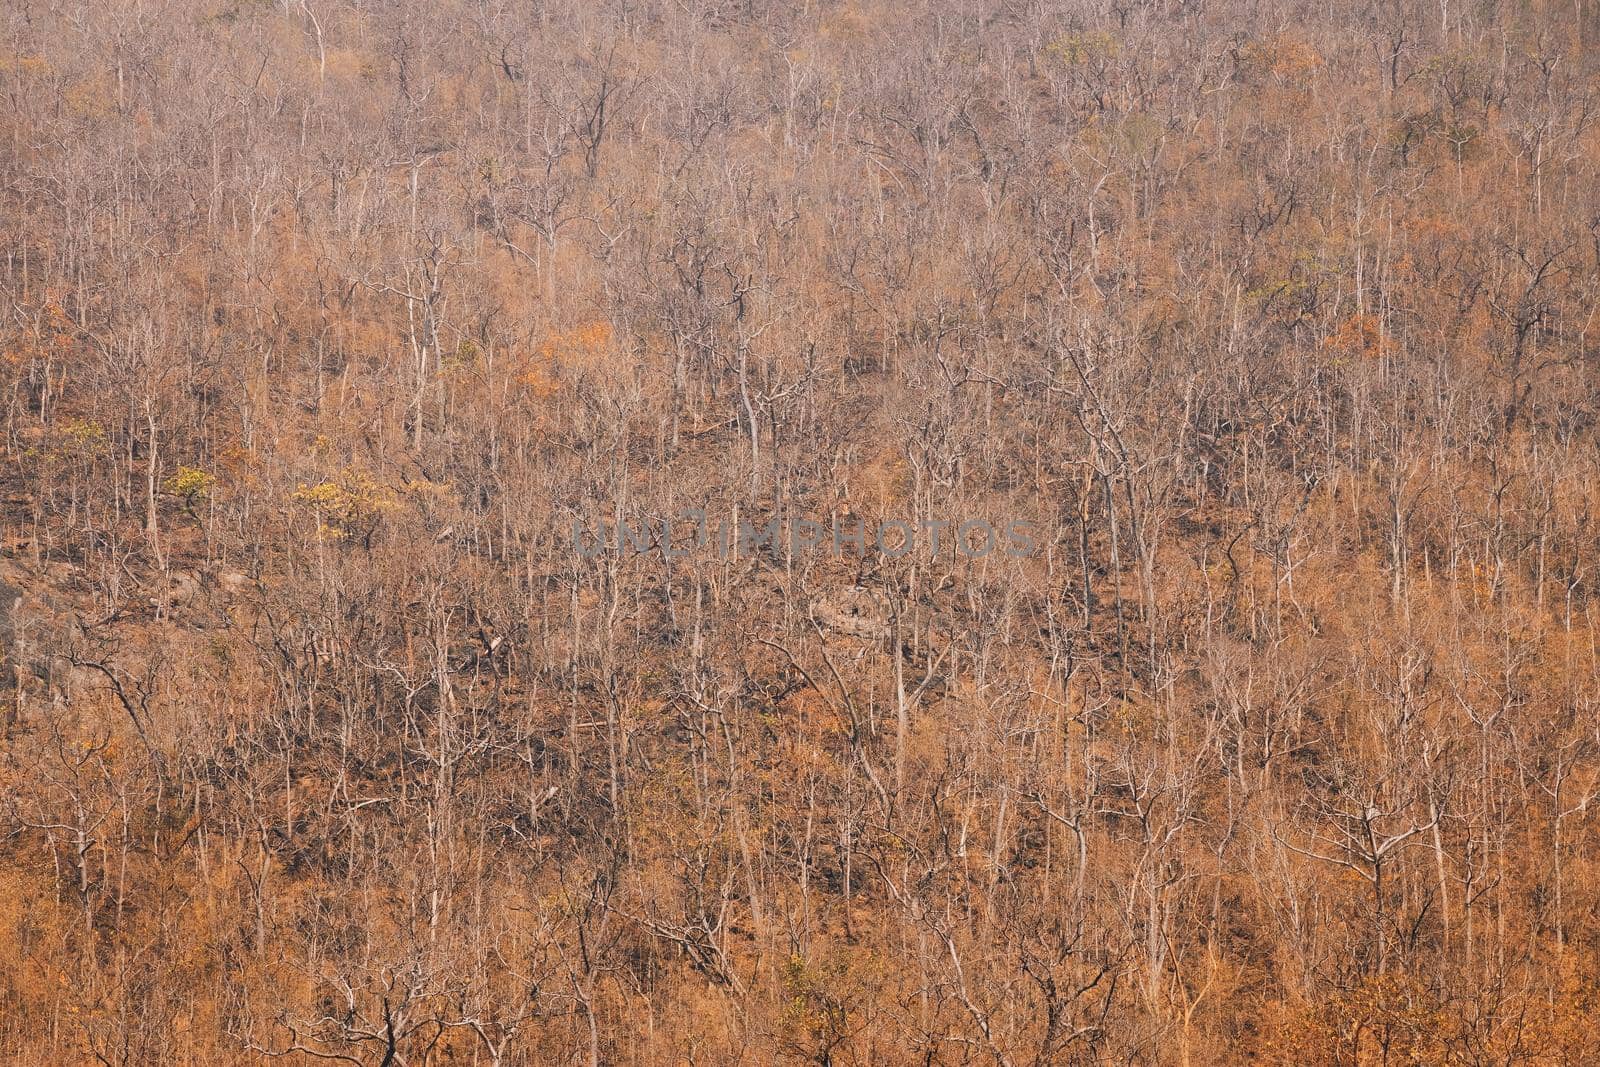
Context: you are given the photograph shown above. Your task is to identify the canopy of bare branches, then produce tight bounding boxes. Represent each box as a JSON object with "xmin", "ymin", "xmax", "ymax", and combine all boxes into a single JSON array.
[{"xmin": 4, "ymin": 0, "xmax": 1600, "ymax": 1063}]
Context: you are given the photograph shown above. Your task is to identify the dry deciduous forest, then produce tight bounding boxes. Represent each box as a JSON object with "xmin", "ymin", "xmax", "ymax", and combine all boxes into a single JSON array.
[{"xmin": 5, "ymin": 0, "xmax": 1600, "ymax": 1062}]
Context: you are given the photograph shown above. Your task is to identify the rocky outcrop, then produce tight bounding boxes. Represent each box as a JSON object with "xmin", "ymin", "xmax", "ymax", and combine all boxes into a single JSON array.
[{"xmin": 811, "ymin": 586, "xmax": 891, "ymax": 639}]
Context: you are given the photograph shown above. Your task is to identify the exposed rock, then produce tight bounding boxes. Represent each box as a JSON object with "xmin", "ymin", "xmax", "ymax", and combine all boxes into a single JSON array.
[
  {"xmin": 169, "ymin": 570, "xmax": 203, "ymax": 610},
  {"xmin": 812, "ymin": 586, "xmax": 891, "ymax": 639},
  {"xmin": 213, "ymin": 569, "xmax": 255, "ymax": 597}
]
